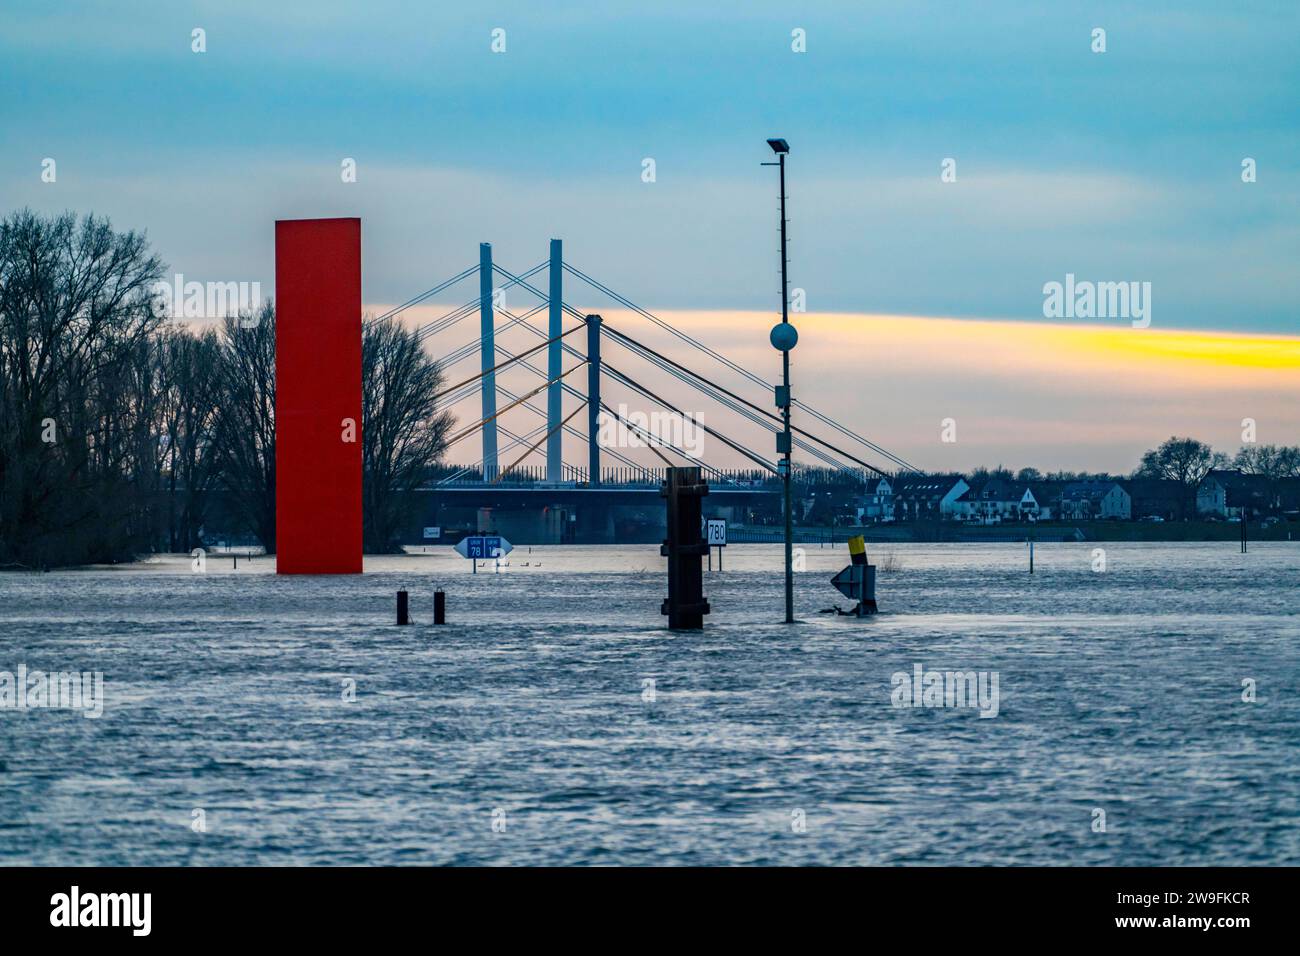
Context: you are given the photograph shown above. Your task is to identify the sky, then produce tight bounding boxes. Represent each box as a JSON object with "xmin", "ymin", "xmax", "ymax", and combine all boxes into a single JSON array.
[{"xmin": 2, "ymin": 1, "xmax": 1297, "ymax": 473}]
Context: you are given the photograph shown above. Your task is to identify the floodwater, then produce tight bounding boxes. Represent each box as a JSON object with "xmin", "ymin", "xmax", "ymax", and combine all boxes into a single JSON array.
[{"xmin": 1, "ymin": 542, "xmax": 1297, "ymax": 865}]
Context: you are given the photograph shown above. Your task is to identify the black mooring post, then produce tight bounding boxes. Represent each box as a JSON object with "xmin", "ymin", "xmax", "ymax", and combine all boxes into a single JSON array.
[
  {"xmin": 1242, "ymin": 509, "xmax": 1248, "ymax": 553},
  {"xmin": 434, "ymin": 589, "xmax": 446, "ymax": 625},
  {"xmin": 660, "ymin": 466, "xmax": 710, "ymax": 629},
  {"xmin": 396, "ymin": 590, "xmax": 410, "ymax": 625}
]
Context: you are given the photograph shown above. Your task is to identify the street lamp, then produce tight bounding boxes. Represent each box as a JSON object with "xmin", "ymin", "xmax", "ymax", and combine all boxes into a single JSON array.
[{"xmin": 763, "ymin": 137, "xmax": 796, "ymax": 624}]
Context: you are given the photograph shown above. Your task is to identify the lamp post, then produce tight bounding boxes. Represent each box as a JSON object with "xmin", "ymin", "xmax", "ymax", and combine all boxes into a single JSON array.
[{"xmin": 763, "ymin": 137, "xmax": 796, "ymax": 624}]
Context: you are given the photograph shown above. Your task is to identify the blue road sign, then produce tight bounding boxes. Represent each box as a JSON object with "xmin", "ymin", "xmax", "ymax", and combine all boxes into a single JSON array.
[{"xmin": 454, "ymin": 535, "xmax": 513, "ymax": 560}]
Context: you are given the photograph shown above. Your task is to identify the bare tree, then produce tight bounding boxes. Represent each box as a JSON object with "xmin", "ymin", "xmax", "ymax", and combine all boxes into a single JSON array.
[
  {"xmin": 1234, "ymin": 444, "xmax": 1300, "ymax": 479},
  {"xmin": 0, "ymin": 210, "xmax": 164, "ymax": 567},
  {"xmin": 157, "ymin": 325, "xmax": 222, "ymax": 550},
  {"xmin": 362, "ymin": 316, "xmax": 453, "ymax": 552},
  {"xmin": 1137, "ymin": 436, "xmax": 1227, "ymax": 519},
  {"xmin": 212, "ymin": 304, "xmax": 277, "ymax": 551}
]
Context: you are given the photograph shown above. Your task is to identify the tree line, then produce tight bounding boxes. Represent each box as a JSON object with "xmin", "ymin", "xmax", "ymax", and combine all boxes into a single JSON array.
[
  {"xmin": 1, "ymin": 210, "xmax": 452, "ymax": 568},
  {"xmin": 967, "ymin": 436, "xmax": 1299, "ymax": 492}
]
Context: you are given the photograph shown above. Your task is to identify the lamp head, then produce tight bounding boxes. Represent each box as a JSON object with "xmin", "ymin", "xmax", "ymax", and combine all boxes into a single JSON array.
[{"xmin": 766, "ymin": 138, "xmax": 790, "ymax": 154}]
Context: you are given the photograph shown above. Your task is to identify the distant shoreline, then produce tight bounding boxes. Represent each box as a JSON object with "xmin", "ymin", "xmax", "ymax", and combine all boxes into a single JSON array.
[
  {"xmin": 731, "ymin": 519, "xmax": 1297, "ymax": 545},
  {"xmin": 3, "ymin": 531, "xmax": 1296, "ymax": 574}
]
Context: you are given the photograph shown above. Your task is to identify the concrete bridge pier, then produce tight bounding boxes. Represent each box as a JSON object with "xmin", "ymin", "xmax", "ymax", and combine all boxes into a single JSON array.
[
  {"xmin": 542, "ymin": 505, "xmax": 570, "ymax": 544},
  {"xmin": 576, "ymin": 502, "xmax": 616, "ymax": 543}
]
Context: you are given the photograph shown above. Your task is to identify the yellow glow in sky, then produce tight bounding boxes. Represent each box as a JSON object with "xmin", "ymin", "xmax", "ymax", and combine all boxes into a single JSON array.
[{"xmin": 377, "ymin": 303, "xmax": 1300, "ymax": 472}]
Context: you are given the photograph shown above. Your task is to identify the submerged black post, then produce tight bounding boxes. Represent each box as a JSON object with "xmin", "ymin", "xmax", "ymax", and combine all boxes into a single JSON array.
[
  {"xmin": 1242, "ymin": 509, "xmax": 1248, "ymax": 553},
  {"xmin": 396, "ymin": 590, "xmax": 410, "ymax": 626},
  {"xmin": 434, "ymin": 589, "xmax": 446, "ymax": 625},
  {"xmin": 660, "ymin": 466, "xmax": 710, "ymax": 629}
]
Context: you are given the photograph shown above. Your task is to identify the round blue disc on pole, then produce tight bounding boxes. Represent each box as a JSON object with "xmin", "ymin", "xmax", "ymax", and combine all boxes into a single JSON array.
[{"xmin": 770, "ymin": 322, "xmax": 798, "ymax": 352}]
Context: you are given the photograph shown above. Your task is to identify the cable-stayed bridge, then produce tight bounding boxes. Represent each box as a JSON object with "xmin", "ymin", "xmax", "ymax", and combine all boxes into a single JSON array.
[{"xmin": 383, "ymin": 240, "xmax": 920, "ymax": 543}]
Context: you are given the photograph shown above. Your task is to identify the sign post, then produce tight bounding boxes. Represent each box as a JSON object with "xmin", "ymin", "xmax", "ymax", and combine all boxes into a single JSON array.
[
  {"xmin": 704, "ymin": 518, "xmax": 727, "ymax": 571},
  {"xmin": 830, "ymin": 534, "xmax": 877, "ymax": 616},
  {"xmin": 454, "ymin": 534, "xmax": 513, "ymax": 574}
]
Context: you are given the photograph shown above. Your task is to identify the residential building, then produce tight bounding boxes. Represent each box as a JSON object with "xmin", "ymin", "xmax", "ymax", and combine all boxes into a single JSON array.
[
  {"xmin": 1198, "ymin": 470, "xmax": 1289, "ymax": 518},
  {"xmin": 891, "ymin": 474, "xmax": 969, "ymax": 520},
  {"xmin": 854, "ymin": 476, "xmax": 894, "ymax": 522},
  {"xmin": 957, "ymin": 478, "xmax": 1037, "ymax": 523},
  {"xmin": 1122, "ymin": 477, "xmax": 1187, "ymax": 521},
  {"xmin": 1280, "ymin": 477, "xmax": 1300, "ymax": 517},
  {"xmin": 1061, "ymin": 480, "xmax": 1131, "ymax": 520},
  {"xmin": 1027, "ymin": 480, "xmax": 1069, "ymax": 521}
]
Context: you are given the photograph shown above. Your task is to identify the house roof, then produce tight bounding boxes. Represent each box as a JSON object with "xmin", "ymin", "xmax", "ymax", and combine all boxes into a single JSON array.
[
  {"xmin": 1062, "ymin": 480, "xmax": 1124, "ymax": 502},
  {"xmin": 1202, "ymin": 469, "xmax": 1270, "ymax": 492},
  {"xmin": 1121, "ymin": 477, "xmax": 1185, "ymax": 499},
  {"xmin": 1200, "ymin": 469, "xmax": 1294, "ymax": 510},
  {"xmin": 1279, "ymin": 476, "xmax": 1300, "ymax": 509},
  {"xmin": 892, "ymin": 474, "xmax": 965, "ymax": 497},
  {"xmin": 1028, "ymin": 480, "xmax": 1069, "ymax": 503},
  {"xmin": 967, "ymin": 477, "xmax": 1033, "ymax": 503}
]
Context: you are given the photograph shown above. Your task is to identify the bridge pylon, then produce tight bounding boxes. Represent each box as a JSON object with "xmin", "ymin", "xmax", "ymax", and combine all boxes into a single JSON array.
[
  {"xmin": 479, "ymin": 242, "xmax": 498, "ymax": 480},
  {"xmin": 547, "ymin": 239, "xmax": 563, "ymax": 482},
  {"xmin": 585, "ymin": 314, "xmax": 602, "ymax": 486}
]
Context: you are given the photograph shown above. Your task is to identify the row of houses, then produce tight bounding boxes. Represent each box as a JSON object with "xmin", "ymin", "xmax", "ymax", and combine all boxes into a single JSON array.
[{"xmin": 852, "ymin": 471, "xmax": 1300, "ymax": 524}]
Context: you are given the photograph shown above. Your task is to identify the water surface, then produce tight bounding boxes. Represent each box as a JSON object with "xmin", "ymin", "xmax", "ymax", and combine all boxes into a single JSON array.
[{"xmin": 1, "ymin": 542, "xmax": 1296, "ymax": 865}]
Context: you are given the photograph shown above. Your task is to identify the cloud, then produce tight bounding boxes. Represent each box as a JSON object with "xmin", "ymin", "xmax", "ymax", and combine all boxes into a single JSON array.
[{"xmin": 365, "ymin": 304, "xmax": 1300, "ymax": 473}]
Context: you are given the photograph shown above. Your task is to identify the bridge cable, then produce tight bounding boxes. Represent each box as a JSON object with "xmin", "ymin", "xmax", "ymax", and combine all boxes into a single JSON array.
[
  {"xmin": 440, "ymin": 259, "xmax": 913, "ymax": 473},
  {"xmin": 484, "ymin": 301, "xmax": 752, "ymax": 483},
  {"xmin": 595, "ymin": 403, "xmax": 678, "ymax": 468},
  {"xmin": 488, "ymin": 333, "xmax": 681, "ymax": 476},
  {"xmin": 375, "ymin": 264, "xmax": 479, "ymax": 322},
  {"xmin": 491, "ymin": 264, "xmax": 588, "ymax": 324},
  {"xmin": 435, "ymin": 267, "xmax": 773, "ymax": 482},
  {"xmin": 493, "ymin": 260, "xmax": 896, "ymax": 473},
  {"xmin": 493, "ymin": 401, "xmax": 589, "ymax": 484},
  {"xmin": 435, "ymin": 303, "xmax": 551, "ymax": 372},
  {"xmin": 599, "ymin": 362, "xmax": 778, "ymax": 475},
  {"xmin": 445, "ymin": 361, "xmax": 589, "ymax": 449},
  {"xmin": 602, "ymin": 323, "xmax": 888, "ymax": 478},
  {"xmin": 414, "ymin": 262, "xmax": 548, "ymax": 343},
  {"xmin": 437, "ymin": 422, "xmax": 551, "ymax": 485},
  {"xmin": 562, "ymin": 261, "xmax": 920, "ymax": 473},
  {"xmin": 431, "ymin": 325, "xmax": 584, "ymax": 404},
  {"xmin": 483, "ymin": 306, "xmax": 726, "ymax": 473},
  {"xmin": 437, "ymin": 314, "xmax": 653, "ymax": 476},
  {"xmin": 601, "ymin": 326, "xmax": 861, "ymax": 474}
]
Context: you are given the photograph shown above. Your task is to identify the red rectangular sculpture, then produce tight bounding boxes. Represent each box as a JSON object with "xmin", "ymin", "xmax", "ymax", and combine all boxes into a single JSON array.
[{"xmin": 275, "ymin": 218, "xmax": 363, "ymax": 573}]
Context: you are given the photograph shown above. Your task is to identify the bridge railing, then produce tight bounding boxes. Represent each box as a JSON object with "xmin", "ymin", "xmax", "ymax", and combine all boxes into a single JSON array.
[{"xmin": 426, "ymin": 465, "xmax": 778, "ymax": 489}]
